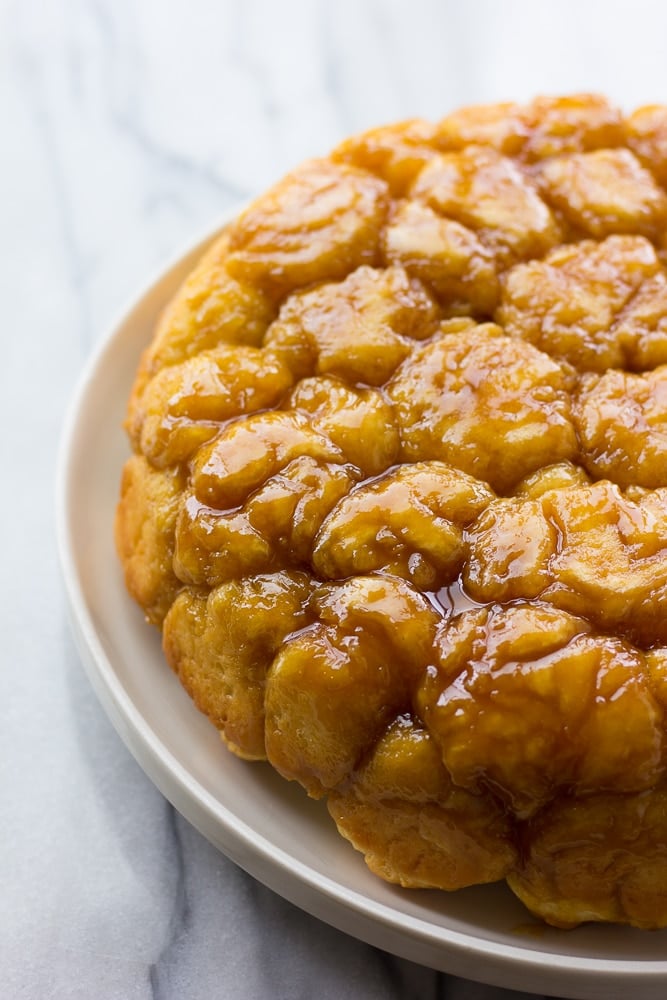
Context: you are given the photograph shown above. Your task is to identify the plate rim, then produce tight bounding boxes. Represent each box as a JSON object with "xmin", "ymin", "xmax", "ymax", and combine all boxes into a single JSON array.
[{"xmin": 55, "ymin": 215, "xmax": 667, "ymax": 998}]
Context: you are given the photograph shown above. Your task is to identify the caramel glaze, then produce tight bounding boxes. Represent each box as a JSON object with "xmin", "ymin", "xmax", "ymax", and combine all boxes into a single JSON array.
[{"xmin": 116, "ymin": 93, "xmax": 667, "ymax": 929}]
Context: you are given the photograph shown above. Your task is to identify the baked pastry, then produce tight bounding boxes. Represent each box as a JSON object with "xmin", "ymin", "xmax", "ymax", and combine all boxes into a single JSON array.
[{"xmin": 116, "ymin": 94, "xmax": 667, "ymax": 929}]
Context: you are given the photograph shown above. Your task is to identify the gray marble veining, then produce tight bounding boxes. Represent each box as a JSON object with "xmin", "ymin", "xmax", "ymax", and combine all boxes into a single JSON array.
[{"xmin": 4, "ymin": 0, "xmax": 667, "ymax": 996}]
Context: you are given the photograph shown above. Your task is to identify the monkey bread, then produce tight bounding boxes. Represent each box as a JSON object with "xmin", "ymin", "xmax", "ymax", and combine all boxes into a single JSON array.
[{"xmin": 116, "ymin": 94, "xmax": 667, "ymax": 929}]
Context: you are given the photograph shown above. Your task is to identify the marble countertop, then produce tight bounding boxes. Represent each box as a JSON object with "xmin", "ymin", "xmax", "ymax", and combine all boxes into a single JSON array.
[{"xmin": 4, "ymin": 1, "xmax": 667, "ymax": 997}]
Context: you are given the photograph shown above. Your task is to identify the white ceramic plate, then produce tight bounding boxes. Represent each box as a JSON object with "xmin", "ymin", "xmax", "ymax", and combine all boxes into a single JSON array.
[{"xmin": 56, "ymin": 220, "xmax": 667, "ymax": 999}]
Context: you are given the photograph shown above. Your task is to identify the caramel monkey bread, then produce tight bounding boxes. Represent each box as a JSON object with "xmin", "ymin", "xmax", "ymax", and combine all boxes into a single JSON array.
[{"xmin": 116, "ymin": 94, "xmax": 667, "ymax": 929}]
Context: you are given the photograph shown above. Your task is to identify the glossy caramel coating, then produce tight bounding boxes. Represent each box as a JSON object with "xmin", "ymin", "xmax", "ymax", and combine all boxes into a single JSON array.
[
  {"xmin": 465, "ymin": 480, "xmax": 667, "ymax": 645},
  {"xmin": 265, "ymin": 575, "xmax": 439, "ymax": 796},
  {"xmin": 264, "ymin": 264, "xmax": 439, "ymax": 384},
  {"xmin": 496, "ymin": 235, "xmax": 667, "ymax": 372},
  {"xmin": 536, "ymin": 148, "xmax": 667, "ymax": 240},
  {"xmin": 418, "ymin": 604, "xmax": 664, "ymax": 819},
  {"xmin": 286, "ymin": 376, "xmax": 400, "ymax": 475},
  {"xmin": 387, "ymin": 321, "xmax": 577, "ymax": 493},
  {"xmin": 313, "ymin": 462, "xmax": 494, "ymax": 589},
  {"xmin": 410, "ymin": 146, "xmax": 562, "ymax": 268},
  {"xmin": 574, "ymin": 367, "xmax": 667, "ymax": 488},
  {"xmin": 175, "ymin": 457, "xmax": 359, "ymax": 586},
  {"xmin": 383, "ymin": 199, "xmax": 500, "ymax": 314},
  {"xmin": 133, "ymin": 346, "xmax": 293, "ymax": 468},
  {"xmin": 117, "ymin": 93, "xmax": 667, "ymax": 928},
  {"xmin": 226, "ymin": 159, "xmax": 389, "ymax": 295},
  {"xmin": 191, "ymin": 410, "xmax": 345, "ymax": 509}
]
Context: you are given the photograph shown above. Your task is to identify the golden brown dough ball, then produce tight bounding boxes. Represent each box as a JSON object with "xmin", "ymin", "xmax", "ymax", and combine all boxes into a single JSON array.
[
  {"xmin": 126, "ymin": 233, "xmax": 276, "ymax": 428},
  {"xmin": 536, "ymin": 148, "xmax": 667, "ymax": 240},
  {"xmin": 287, "ymin": 376, "xmax": 400, "ymax": 475},
  {"xmin": 508, "ymin": 789, "xmax": 667, "ymax": 929},
  {"xmin": 574, "ymin": 367, "xmax": 667, "ymax": 488},
  {"xmin": 436, "ymin": 94, "xmax": 624, "ymax": 161},
  {"xmin": 410, "ymin": 146, "xmax": 562, "ymax": 267},
  {"xmin": 383, "ymin": 199, "xmax": 500, "ymax": 314},
  {"xmin": 496, "ymin": 235, "xmax": 667, "ymax": 372},
  {"xmin": 264, "ymin": 264, "xmax": 439, "ymax": 384},
  {"xmin": 417, "ymin": 603, "xmax": 664, "ymax": 819},
  {"xmin": 465, "ymin": 480, "xmax": 667, "ymax": 645},
  {"xmin": 627, "ymin": 104, "xmax": 667, "ymax": 187},
  {"xmin": 191, "ymin": 410, "xmax": 345, "ymax": 509},
  {"xmin": 226, "ymin": 159, "xmax": 389, "ymax": 294},
  {"xmin": 133, "ymin": 346, "xmax": 293, "ymax": 467},
  {"xmin": 332, "ymin": 119, "xmax": 442, "ymax": 195},
  {"xmin": 163, "ymin": 571, "xmax": 314, "ymax": 759},
  {"xmin": 115, "ymin": 455, "xmax": 185, "ymax": 624},
  {"xmin": 175, "ymin": 457, "xmax": 359, "ymax": 587},
  {"xmin": 265, "ymin": 576, "xmax": 440, "ymax": 796},
  {"xmin": 387, "ymin": 320, "xmax": 577, "ymax": 492},
  {"xmin": 328, "ymin": 715, "xmax": 517, "ymax": 890},
  {"xmin": 312, "ymin": 462, "xmax": 494, "ymax": 590}
]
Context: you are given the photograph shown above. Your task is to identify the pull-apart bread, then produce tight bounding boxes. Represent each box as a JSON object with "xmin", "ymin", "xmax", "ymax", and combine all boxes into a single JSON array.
[{"xmin": 116, "ymin": 94, "xmax": 667, "ymax": 928}]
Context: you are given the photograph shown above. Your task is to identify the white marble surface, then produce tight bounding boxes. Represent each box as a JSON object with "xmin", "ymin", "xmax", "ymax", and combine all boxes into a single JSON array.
[{"xmin": 4, "ymin": 1, "xmax": 667, "ymax": 997}]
